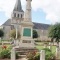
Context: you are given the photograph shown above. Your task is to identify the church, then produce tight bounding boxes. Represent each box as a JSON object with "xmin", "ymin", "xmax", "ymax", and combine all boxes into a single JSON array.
[{"xmin": 1, "ymin": 0, "xmax": 50, "ymax": 41}]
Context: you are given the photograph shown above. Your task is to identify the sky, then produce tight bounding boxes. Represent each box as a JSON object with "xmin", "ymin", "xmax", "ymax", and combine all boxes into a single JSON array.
[{"xmin": 0, "ymin": 0, "xmax": 60, "ymax": 25}]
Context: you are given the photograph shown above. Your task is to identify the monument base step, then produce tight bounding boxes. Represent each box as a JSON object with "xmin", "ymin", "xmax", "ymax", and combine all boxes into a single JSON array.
[
  {"xmin": 15, "ymin": 47, "xmax": 38, "ymax": 57},
  {"xmin": 15, "ymin": 47, "xmax": 38, "ymax": 52},
  {"xmin": 18, "ymin": 55, "xmax": 26, "ymax": 58}
]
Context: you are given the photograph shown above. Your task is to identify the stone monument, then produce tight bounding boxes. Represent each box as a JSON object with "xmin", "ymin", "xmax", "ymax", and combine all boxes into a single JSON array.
[
  {"xmin": 19, "ymin": 0, "xmax": 35, "ymax": 48},
  {"xmin": 19, "ymin": 0, "xmax": 35, "ymax": 49}
]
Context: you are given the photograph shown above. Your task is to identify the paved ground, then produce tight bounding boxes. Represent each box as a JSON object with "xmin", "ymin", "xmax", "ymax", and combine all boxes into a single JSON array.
[
  {"xmin": 20, "ymin": 58, "xmax": 27, "ymax": 60},
  {"xmin": 17, "ymin": 58, "xmax": 28, "ymax": 60}
]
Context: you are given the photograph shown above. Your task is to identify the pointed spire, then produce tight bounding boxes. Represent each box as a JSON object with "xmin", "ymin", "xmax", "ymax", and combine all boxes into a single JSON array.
[{"xmin": 13, "ymin": 0, "xmax": 23, "ymax": 12}]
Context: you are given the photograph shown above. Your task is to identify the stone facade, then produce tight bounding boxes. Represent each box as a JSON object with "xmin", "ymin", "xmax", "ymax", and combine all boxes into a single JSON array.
[{"xmin": 1, "ymin": 0, "xmax": 51, "ymax": 41}]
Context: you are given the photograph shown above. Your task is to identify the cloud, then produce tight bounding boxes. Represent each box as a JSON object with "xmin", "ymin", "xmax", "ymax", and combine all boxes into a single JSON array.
[
  {"xmin": 0, "ymin": 0, "xmax": 16, "ymax": 18},
  {"xmin": 32, "ymin": 0, "xmax": 60, "ymax": 23},
  {"xmin": 0, "ymin": 0, "xmax": 60, "ymax": 24}
]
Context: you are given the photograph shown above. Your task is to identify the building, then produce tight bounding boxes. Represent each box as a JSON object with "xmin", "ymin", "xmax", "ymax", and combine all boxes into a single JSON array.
[{"xmin": 1, "ymin": 0, "xmax": 50, "ymax": 41}]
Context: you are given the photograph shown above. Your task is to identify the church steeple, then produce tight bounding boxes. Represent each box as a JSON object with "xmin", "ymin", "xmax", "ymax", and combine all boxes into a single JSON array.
[
  {"xmin": 11, "ymin": 0, "xmax": 24, "ymax": 24},
  {"xmin": 13, "ymin": 0, "xmax": 23, "ymax": 12}
]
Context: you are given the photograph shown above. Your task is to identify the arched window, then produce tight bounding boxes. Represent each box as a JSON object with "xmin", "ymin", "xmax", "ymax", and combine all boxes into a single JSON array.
[
  {"xmin": 14, "ymin": 13, "xmax": 16, "ymax": 17},
  {"xmin": 18, "ymin": 14, "xmax": 19, "ymax": 18},
  {"xmin": 21, "ymin": 14, "xmax": 22, "ymax": 18}
]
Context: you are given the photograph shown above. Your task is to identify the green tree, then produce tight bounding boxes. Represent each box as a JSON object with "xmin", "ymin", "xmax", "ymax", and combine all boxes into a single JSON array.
[
  {"xmin": 0, "ymin": 29, "xmax": 4, "ymax": 38},
  {"xmin": 33, "ymin": 30, "xmax": 38, "ymax": 38},
  {"xmin": 48, "ymin": 23, "xmax": 60, "ymax": 56},
  {"xmin": 10, "ymin": 29, "xmax": 20, "ymax": 39}
]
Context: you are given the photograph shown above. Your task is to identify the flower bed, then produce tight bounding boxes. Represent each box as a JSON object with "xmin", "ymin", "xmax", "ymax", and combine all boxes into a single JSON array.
[
  {"xmin": 26, "ymin": 48, "xmax": 56, "ymax": 60},
  {"xmin": 0, "ymin": 45, "xmax": 19, "ymax": 59}
]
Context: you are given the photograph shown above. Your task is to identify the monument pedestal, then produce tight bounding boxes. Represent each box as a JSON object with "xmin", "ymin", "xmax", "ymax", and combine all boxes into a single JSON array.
[
  {"xmin": 19, "ymin": 39, "xmax": 35, "ymax": 48},
  {"xmin": 19, "ymin": 21, "xmax": 36, "ymax": 48}
]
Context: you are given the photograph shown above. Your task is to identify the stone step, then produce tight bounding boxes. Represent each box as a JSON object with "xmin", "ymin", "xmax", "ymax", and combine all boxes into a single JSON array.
[
  {"xmin": 16, "ymin": 51, "xmax": 28, "ymax": 53},
  {"xmin": 17, "ymin": 58, "xmax": 27, "ymax": 60},
  {"xmin": 18, "ymin": 55, "xmax": 26, "ymax": 57},
  {"xmin": 18, "ymin": 54, "xmax": 27, "ymax": 58},
  {"xmin": 16, "ymin": 51, "xmax": 28, "ymax": 55}
]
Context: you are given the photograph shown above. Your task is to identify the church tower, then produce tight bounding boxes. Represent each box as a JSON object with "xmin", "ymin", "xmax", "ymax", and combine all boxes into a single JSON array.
[{"xmin": 11, "ymin": 0, "xmax": 24, "ymax": 24}]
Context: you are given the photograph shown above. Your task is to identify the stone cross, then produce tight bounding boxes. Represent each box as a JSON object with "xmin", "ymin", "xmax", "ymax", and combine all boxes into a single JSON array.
[{"xmin": 40, "ymin": 50, "xmax": 45, "ymax": 60}]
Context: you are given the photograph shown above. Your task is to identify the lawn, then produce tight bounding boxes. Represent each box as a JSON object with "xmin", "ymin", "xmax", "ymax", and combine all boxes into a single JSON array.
[
  {"xmin": 36, "ymin": 42, "xmax": 56, "ymax": 54},
  {"xmin": 0, "ymin": 40, "xmax": 12, "ymax": 42}
]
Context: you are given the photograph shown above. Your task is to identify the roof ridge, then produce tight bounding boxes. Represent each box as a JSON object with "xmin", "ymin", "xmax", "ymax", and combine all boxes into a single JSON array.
[{"xmin": 33, "ymin": 22, "xmax": 50, "ymax": 25}]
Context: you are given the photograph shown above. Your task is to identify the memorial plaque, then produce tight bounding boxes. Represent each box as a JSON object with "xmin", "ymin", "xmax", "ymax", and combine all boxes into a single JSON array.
[{"xmin": 23, "ymin": 28, "xmax": 31, "ymax": 37}]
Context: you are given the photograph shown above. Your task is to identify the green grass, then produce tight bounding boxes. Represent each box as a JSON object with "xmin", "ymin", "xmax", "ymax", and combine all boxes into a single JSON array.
[
  {"xmin": 35, "ymin": 42, "xmax": 56, "ymax": 53},
  {"xmin": 51, "ymin": 46, "xmax": 56, "ymax": 53},
  {"xmin": 36, "ymin": 45, "xmax": 43, "ymax": 50}
]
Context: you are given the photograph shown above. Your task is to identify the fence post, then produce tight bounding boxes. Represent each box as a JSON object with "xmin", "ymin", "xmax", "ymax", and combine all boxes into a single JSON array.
[
  {"xmin": 40, "ymin": 50, "xmax": 45, "ymax": 60},
  {"xmin": 11, "ymin": 48, "xmax": 15, "ymax": 60}
]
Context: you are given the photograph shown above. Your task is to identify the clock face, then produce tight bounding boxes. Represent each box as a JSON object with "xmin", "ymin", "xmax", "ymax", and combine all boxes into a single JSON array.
[{"xmin": 23, "ymin": 28, "xmax": 31, "ymax": 37}]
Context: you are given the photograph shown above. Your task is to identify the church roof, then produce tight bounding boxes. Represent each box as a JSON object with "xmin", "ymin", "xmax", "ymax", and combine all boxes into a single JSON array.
[
  {"xmin": 13, "ymin": 0, "xmax": 23, "ymax": 12},
  {"xmin": 33, "ymin": 22, "xmax": 50, "ymax": 30},
  {"xmin": 2, "ymin": 19, "xmax": 11, "ymax": 26},
  {"xmin": 2, "ymin": 19, "xmax": 50, "ymax": 30}
]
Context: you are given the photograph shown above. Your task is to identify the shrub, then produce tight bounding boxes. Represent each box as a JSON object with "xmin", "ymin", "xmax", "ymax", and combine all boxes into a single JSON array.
[
  {"xmin": 26, "ymin": 51, "xmax": 37, "ymax": 60},
  {"xmin": 0, "ymin": 49, "xmax": 10, "ymax": 59},
  {"xmin": 27, "ymin": 48, "xmax": 55, "ymax": 60},
  {"xmin": 16, "ymin": 52, "xmax": 19, "ymax": 59},
  {"xmin": 0, "ymin": 48, "xmax": 19, "ymax": 59},
  {"xmin": 33, "ymin": 53, "xmax": 40, "ymax": 60},
  {"xmin": 43, "ymin": 48, "xmax": 55, "ymax": 60},
  {"xmin": 2, "ymin": 45, "xmax": 7, "ymax": 49},
  {"xmin": 0, "ymin": 29, "xmax": 4, "ymax": 38}
]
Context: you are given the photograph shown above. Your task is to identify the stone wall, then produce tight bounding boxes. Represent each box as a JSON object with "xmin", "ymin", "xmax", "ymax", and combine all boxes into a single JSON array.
[
  {"xmin": 3, "ymin": 26, "xmax": 11, "ymax": 40},
  {"xmin": 34, "ymin": 29, "xmax": 51, "ymax": 41}
]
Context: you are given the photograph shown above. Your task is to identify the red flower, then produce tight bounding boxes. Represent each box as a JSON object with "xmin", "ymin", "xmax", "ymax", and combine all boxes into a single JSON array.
[
  {"xmin": 33, "ymin": 51, "xmax": 36, "ymax": 55},
  {"xmin": 2, "ymin": 45, "xmax": 7, "ymax": 49}
]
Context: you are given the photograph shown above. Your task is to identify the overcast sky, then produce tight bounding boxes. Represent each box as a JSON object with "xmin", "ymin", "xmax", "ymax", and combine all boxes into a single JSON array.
[{"xmin": 0, "ymin": 0, "xmax": 60, "ymax": 25}]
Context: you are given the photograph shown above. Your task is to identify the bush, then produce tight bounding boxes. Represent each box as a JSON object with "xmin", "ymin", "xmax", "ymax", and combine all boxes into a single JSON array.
[
  {"xmin": 43, "ymin": 48, "xmax": 55, "ymax": 60},
  {"xmin": 33, "ymin": 53, "xmax": 40, "ymax": 60},
  {"xmin": 16, "ymin": 52, "xmax": 19, "ymax": 59},
  {"xmin": 27, "ymin": 48, "xmax": 55, "ymax": 60},
  {"xmin": 0, "ymin": 48, "xmax": 19, "ymax": 59},
  {"xmin": 0, "ymin": 49, "xmax": 10, "ymax": 59},
  {"xmin": 35, "ymin": 40, "xmax": 41, "ymax": 42},
  {"xmin": 26, "ymin": 51, "xmax": 37, "ymax": 60}
]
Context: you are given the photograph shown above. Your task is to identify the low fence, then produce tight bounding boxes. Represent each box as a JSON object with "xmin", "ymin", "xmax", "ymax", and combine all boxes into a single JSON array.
[
  {"xmin": 0, "ymin": 42, "xmax": 12, "ymax": 45},
  {"xmin": 11, "ymin": 48, "xmax": 45, "ymax": 60}
]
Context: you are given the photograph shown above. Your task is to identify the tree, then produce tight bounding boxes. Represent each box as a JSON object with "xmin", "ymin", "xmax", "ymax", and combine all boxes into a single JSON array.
[
  {"xmin": 33, "ymin": 30, "xmax": 38, "ymax": 39},
  {"xmin": 0, "ymin": 29, "xmax": 4, "ymax": 38},
  {"xmin": 48, "ymin": 23, "xmax": 60, "ymax": 43},
  {"xmin": 48, "ymin": 23, "xmax": 60, "ymax": 57},
  {"xmin": 10, "ymin": 29, "xmax": 20, "ymax": 39}
]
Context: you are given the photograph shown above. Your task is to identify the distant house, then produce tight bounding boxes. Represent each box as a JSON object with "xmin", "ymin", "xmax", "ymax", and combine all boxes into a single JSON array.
[{"xmin": 1, "ymin": 0, "xmax": 51, "ymax": 41}]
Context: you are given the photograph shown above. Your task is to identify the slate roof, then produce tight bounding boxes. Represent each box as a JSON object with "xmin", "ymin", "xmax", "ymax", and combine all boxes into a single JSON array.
[
  {"xmin": 33, "ymin": 22, "xmax": 50, "ymax": 30},
  {"xmin": 13, "ymin": 0, "xmax": 23, "ymax": 12},
  {"xmin": 2, "ymin": 19, "xmax": 50, "ymax": 30},
  {"xmin": 2, "ymin": 19, "xmax": 11, "ymax": 26}
]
